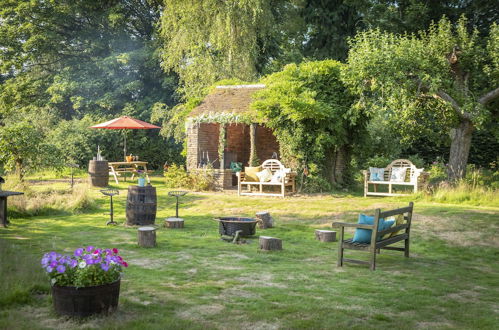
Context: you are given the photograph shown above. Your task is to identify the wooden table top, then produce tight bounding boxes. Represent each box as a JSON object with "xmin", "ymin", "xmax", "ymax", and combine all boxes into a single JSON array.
[
  {"xmin": 0, "ymin": 191, "xmax": 24, "ymax": 197},
  {"xmin": 108, "ymin": 161, "xmax": 148, "ymax": 166}
]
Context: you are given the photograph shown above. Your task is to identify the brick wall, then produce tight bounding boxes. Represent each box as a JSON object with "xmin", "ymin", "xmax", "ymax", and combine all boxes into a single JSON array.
[{"xmin": 186, "ymin": 122, "xmax": 280, "ymax": 172}]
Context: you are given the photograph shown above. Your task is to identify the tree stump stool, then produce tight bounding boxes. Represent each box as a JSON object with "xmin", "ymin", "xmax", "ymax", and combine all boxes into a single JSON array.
[
  {"xmin": 138, "ymin": 226, "xmax": 156, "ymax": 247},
  {"xmin": 315, "ymin": 230, "xmax": 337, "ymax": 242},
  {"xmin": 259, "ymin": 236, "xmax": 282, "ymax": 251},
  {"xmin": 255, "ymin": 211, "xmax": 273, "ymax": 229},
  {"xmin": 164, "ymin": 217, "xmax": 184, "ymax": 229}
]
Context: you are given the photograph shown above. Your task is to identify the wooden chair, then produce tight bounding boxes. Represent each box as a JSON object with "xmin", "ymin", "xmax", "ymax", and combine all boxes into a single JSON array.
[{"xmin": 332, "ymin": 202, "xmax": 414, "ymax": 271}]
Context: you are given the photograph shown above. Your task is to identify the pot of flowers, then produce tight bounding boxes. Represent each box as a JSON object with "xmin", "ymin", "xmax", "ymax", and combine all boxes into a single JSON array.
[
  {"xmin": 41, "ymin": 246, "xmax": 128, "ymax": 317},
  {"xmin": 137, "ymin": 170, "xmax": 146, "ymax": 187}
]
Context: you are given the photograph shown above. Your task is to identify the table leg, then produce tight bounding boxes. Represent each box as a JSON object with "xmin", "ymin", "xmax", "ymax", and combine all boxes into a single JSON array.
[
  {"xmin": 109, "ymin": 166, "xmax": 119, "ymax": 184},
  {"xmin": 144, "ymin": 164, "xmax": 150, "ymax": 183},
  {"xmin": 0, "ymin": 197, "xmax": 7, "ymax": 228}
]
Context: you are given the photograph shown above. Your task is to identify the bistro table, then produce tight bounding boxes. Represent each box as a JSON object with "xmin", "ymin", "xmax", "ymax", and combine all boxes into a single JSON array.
[
  {"xmin": 108, "ymin": 161, "xmax": 150, "ymax": 184},
  {"xmin": 0, "ymin": 191, "xmax": 24, "ymax": 228}
]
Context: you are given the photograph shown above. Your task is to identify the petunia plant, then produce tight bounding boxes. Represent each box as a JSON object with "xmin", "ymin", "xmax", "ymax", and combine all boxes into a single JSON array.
[{"xmin": 41, "ymin": 246, "xmax": 128, "ymax": 287}]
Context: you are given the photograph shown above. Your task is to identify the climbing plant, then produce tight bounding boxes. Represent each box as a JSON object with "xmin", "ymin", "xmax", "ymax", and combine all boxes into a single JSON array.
[{"xmin": 252, "ymin": 60, "xmax": 367, "ymax": 190}]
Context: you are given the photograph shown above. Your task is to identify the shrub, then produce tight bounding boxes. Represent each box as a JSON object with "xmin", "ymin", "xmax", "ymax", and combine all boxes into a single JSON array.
[{"xmin": 164, "ymin": 164, "xmax": 216, "ymax": 191}]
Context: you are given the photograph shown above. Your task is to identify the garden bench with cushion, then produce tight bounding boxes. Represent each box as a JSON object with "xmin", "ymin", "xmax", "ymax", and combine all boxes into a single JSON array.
[
  {"xmin": 363, "ymin": 159, "xmax": 425, "ymax": 197},
  {"xmin": 237, "ymin": 159, "xmax": 296, "ymax": 197},
  {"xmin": 333, "ymin": 202, "xmax": 414, "ymax": 271}
]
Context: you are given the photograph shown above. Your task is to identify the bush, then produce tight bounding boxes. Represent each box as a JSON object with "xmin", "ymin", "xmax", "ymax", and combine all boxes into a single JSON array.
[{"xmin": 164, "ymin": 164, "xmax": 216, "ymax": 191}]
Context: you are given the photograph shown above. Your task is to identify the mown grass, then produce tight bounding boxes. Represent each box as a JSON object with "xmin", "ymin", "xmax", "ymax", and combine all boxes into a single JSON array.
[{"xmin": 1, "ymin": 176, "xmax": 498, "ymax": 329}]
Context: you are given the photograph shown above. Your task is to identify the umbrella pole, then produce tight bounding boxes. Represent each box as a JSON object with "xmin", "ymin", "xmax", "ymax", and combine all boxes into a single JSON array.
[{"xmin": 123, "ymin": 130, "xmax": 127, "ymax": 161}]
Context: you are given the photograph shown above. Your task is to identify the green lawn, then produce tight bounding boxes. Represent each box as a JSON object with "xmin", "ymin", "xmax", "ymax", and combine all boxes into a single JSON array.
[{"xmin": 1, "ymin": 177, "xmax": 498, "ymax": 329}]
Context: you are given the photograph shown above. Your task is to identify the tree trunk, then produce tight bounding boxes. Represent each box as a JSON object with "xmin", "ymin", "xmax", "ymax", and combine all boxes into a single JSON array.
[
  {"xmin": 15, "ymin": 159, "xmax": 24, "ymax": 181},
  {"xmin": 325, "ymin": 145, "xmax": 349, "ymax": 186},
  {"xmin": 249, "ymin": 123, "xmax": 259, "ymax": 166},
  {"xmin": 448, "ymin": 119, "xmax": 474, "ymax": 180}
]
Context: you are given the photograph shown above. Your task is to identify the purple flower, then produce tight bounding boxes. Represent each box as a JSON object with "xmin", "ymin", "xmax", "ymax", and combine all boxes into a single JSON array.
[
  {"xmin": 50, "ymin": 261, "xmax": 58, "ymax": 268},
  {"xmin": 70, "ymin": 259, "xmax": 78, "ymax": 268},
  {"xmin": 74, "ymin": 248, "xmax": 84, "ymax": 257},
  {"xmin": 41, "ymin": 257, "xmax": 50, "ymax": 266},
  {"xmin": 46, "ymin": 266, "xmax": 54, "ymax": 273},
  {"xmin": 86, "ymin": 259, "xmax": 95, "ymax": 265},
  {"xmin": 93, "ymin": 249, "xmax": 101, "ymax": 255},
  {"xmin": 85, "ymin": 245, "xmax": 94, "ymax": 253},
  {"xmin": 56, "ymin": 265, "xmax": 66, "ymax": 273},
  {"xmin": 100, "ymin": 263, "xmax": 110, "ymax": 271}
]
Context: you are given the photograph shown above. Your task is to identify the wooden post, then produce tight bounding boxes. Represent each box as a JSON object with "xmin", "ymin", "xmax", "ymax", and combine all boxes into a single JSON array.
[
  {"xmin": 165, "ymin": 217, "xmax": 184, "ymax": 229},
  {"xmin": 259, "ymin": 236, "xmax": 282, "ymax": 251},
  {"xmin": 255, "ymin": 211, "xmax": 273, "ymax": 229},
  {"xmin": 315, "ymin": 230, "xmax": 336, "ymax": 242},
  {"xmin": 337, "ymin": 226, "xmax": 344, "ymax": 267},
  {"xmin": 138, "ymin": 226, "xmax": 156, "ymax": 247},
  {"xmin": 249, "ymin": 123, "xmax": 259, "ymax": 166}
]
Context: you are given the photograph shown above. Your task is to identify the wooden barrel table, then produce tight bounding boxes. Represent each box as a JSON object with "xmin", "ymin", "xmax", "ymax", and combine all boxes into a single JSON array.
[
  {"xmin": 126, "ymin": 185, "xmax": 157, "ymax": 226},
  {"xmin": 88, "ymin": 160, "xmax": 109, "ymax": 187}
]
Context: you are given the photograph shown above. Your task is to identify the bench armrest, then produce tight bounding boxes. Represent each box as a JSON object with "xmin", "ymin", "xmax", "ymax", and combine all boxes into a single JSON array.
[{"xmin": 332, "ymin": 222, "xmax": 373, "ymax": 229}]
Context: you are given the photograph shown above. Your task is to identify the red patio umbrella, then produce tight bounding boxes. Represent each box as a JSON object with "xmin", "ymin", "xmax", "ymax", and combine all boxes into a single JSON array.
[{"xmin": 90, "ymin": 116, "xmax": 161, "ymax": 160}]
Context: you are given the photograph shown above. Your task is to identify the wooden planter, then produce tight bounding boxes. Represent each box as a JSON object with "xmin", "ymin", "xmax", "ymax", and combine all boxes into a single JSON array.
[{"xmin": 51, "ymin": 280, "xmax": 120, "ymax": 317}]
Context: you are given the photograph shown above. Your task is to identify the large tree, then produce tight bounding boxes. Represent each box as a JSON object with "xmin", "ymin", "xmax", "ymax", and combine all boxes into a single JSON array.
[{"xmin": 344, "ymin": 17, "xmax": 499, "ymax": 180}]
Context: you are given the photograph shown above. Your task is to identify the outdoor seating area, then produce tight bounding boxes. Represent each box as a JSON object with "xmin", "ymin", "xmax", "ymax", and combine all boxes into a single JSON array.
[{"xmin": 1, "ymin": 3, "xmax": 498, "ymax": 328}]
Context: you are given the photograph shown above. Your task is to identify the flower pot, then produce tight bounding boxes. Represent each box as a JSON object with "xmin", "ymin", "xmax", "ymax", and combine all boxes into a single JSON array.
[
  {"xmin": 137, "ymin": 177, "xmax": 146, "ymax": 187},
  {"xmin": 51, "ymin": 280, "xmax": 120, "ymax": 317},
  {"xmin": 126, "ymin": 156, "xmax": 133, "ymax": 162}
]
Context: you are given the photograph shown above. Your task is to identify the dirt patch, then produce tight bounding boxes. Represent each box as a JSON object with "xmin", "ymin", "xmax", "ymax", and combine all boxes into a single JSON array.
[
  {"xmin": 413, "ymin": 214, "xmax": 499, "ymax": 248},
  {"xmin": 177, "ymin": 304, "xmax": 225, "ymax": 320}
]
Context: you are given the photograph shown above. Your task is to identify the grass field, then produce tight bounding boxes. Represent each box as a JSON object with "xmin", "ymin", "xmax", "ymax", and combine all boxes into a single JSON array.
[{"xmin": 1, "ymin": 176, "xmax": 498, "ymax": 329}]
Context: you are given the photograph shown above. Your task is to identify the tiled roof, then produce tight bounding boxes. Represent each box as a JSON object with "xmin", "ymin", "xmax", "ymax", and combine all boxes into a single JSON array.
[{"xmin": 188, "ymin": 85, "xmax": 265, "ymax": 118}]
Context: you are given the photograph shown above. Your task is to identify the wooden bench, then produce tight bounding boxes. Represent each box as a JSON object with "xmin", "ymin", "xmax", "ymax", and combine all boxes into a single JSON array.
[
  {"xmin": 333, "ymin": 202, "xmax": 414, "ymax": 271},
  {"xmin": 237, "ymin": 159, "xmax": 296, "ymax": 197},
  {"xmin": 363, "ymin": 159, "xmax": 425, "ymax": 197}
]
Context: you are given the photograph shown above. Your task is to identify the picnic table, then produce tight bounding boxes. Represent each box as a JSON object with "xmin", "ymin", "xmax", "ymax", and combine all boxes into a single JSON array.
[
  {"xmin": 108, "ymin": 161, "xmax": 150, "ymax": 184},
  {"xmin": 0, "ymin": 191, "xmax": 24, "ymax": 228}
]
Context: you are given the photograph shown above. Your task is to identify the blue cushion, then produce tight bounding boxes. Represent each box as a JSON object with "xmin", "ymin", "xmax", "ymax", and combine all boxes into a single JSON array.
[{"xmin": 352, "ymin": 214, "xmax": 395, "ymax": 243}]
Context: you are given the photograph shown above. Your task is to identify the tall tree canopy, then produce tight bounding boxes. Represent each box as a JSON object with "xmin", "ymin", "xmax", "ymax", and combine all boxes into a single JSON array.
[
  {"xmin": 159, "ymin": 0, "xmax": 292, "ymax": 98},
  {"xmin": 344, "ymin": 17, "xmax": 499, "ymax": 179}
]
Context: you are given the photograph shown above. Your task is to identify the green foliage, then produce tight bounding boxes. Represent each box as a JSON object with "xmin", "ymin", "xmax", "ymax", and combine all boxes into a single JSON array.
[
  {"xmin": 344, "ymin": 17, "xmax": 499, "ymax": 179},
  {"xmin": 159, "ymin": 0, "xmax": 291, "ymax": 98},
  {"xmin": 164, "ymin": 164, "xmax": 216, "ymax": 191},
  {"xmin": 253, "ymin": 60, "xmax": 366, "ymax": 189},
  {"xmin": 0, "ymin": 121, "xmax": 62, "ymax": 179}
]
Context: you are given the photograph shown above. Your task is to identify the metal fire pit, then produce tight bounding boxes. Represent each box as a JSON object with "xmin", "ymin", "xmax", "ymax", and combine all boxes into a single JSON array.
[{"xmin": 214, "ymin": 217, "xmax": 257, "ymax": 237}]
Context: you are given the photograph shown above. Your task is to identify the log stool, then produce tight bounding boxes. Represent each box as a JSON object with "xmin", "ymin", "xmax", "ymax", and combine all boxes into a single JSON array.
[
  {"xmin": 259, "ymin": 236, "xmax": 282, "ymax": 251},
  {"xmin": 138, "ymin": 226, "xmax": 156, "ymax": 247},
  {"xmin": 255, "ymin": 211, "xmax": 273, "ymax": 229},
  {"xmin": 165, "ymin": 217, "xmax": 184, "ymax": 229},
  {"xmin": 315, "ymin": 230, "xmax": 337, "ymax": 242}
]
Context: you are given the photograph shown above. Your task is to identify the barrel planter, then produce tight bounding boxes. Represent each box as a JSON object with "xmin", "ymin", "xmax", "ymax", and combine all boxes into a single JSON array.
[
  {"xmin": 126, "ymin": 185, "xmax": 157, "ymax": 226},
  {"xmin": 51, "ymin": 280, "xmax": 120, "ymax": 317},
  {"xmin": 214, "ymin": 217, "xmax": 257, "ymax": 237},
  {"xmin": 88, "ymin": 160, "xmax": 109, "ymax": 187}
]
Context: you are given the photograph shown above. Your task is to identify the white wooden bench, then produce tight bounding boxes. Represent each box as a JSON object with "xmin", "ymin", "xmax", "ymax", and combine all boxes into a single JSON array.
[
  {"xmin": 363, "ymin": 159, "xmax": 425, "ymax": 197},
  {"xmin": 237, "ymin": 159, "xmax": 296, "ymax": 197}
]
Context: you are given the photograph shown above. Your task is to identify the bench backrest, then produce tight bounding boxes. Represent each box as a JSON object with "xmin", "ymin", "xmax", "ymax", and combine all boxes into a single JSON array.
[
  {"xmin": 261, "ymin": 159, "xmax": 285, "ymax": 174},
  {"xmin": 372, "ymin": 202, "xmax": 414, "ymax": 240},
  {"xmin": 369, "ymin": 159, "xmax": 423, "ymax": 182}
]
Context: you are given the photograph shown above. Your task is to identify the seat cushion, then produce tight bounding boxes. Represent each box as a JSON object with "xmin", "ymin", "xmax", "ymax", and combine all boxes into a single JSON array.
[
  {"xmin": 390, "ymin": 167, "xmax": 409, "ymax": 182},
  {"xmin": 352, "ymin": 214, "xmax": 395, "ymax": 243},
  {"xmin": 256, "ymin": 168, "xmax": 273, "ymax": 182},
  {"xmin": 388, "ymin": 214, "xmax": 405, "ymax": 238},
  {"xmin": 369, "ymin": 167, "xmax": 385, "ymax": 181},
  {"xmin": 244, "ymin": 166, "xmax": 262, "ymax": 182}
]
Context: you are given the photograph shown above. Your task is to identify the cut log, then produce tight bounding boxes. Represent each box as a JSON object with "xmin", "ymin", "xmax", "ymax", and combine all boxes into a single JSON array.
[
  {"xmin": 315, "ymin": 230, "xmax": 337, "ymax": 242},
  {"xmin": 165, "ymin": 217, "xmax": 184, "ymax": 229},
  {"xmin": 259, "ymin": 236, "xmax": 282, "ymax": 251},
  {"xmin": 255, "ymin": 211, "xmax": 273, "ymax": 229},
  {"xmin": 138, "ymin": 226, "xmax": 156, "ymax": 248}
]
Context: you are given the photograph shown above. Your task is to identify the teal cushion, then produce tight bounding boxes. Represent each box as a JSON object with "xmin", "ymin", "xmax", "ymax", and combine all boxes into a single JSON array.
[{"xmin": 352, "ymin": 214, "xmax": 395, "ymax": 243}]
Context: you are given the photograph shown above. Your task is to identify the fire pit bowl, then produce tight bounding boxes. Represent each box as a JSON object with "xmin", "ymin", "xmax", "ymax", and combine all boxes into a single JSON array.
[{"xmin": 214, "ymin": 217, "xmax": 257, "ymax": 237}]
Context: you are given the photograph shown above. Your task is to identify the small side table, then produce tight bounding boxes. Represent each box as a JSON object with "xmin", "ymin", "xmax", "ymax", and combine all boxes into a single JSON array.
[{"xmin": 0, "ymin": 191, "xmax": 24, "ymax": 228}]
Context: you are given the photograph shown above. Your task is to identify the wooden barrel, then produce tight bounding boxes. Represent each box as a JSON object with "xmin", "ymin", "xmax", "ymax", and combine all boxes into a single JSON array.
[
  {"xmin": 126, "ymin": 185, "xmax": 157, "ymax": 226},
  {"xmin": 88, "ymin": 160, "xmax": 109, "ymax": 187}
]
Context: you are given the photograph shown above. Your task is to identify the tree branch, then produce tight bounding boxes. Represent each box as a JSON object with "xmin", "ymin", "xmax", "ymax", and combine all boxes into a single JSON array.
[{"xmin": 478, "ymin": 87, "xmax": 499, "ymax": 105}]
